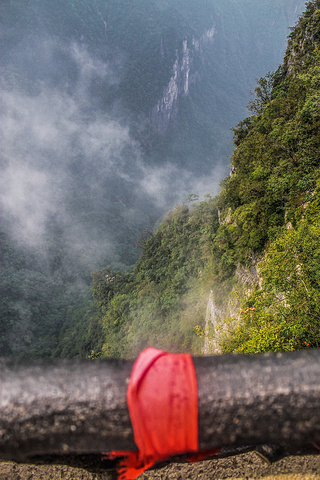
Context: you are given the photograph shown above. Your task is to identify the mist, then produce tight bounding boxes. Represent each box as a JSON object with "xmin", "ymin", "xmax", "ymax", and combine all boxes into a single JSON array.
[{"xmin": 1, "ymin": 35, "xmax": 224, "ymax": 267}]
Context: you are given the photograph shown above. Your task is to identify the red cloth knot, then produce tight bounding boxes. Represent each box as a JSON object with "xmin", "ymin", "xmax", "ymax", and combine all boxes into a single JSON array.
[{"xmin": 103, "ymin": 347, "xmax": 219, "ymax": 479}]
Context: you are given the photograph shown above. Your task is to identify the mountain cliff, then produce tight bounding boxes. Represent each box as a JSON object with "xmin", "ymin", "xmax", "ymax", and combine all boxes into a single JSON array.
[
  {"xmin": 0, "ymin": 0, "xmax": 309, "ymax": 357},
  {"xmin": 74, "ymin": 0, "xmax": 320, "ymax": 359}
]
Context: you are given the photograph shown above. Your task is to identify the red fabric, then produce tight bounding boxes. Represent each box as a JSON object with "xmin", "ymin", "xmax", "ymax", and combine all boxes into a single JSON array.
[{"xmin": 103, "ymin": 347, "xmax": 219, "ymax": 479}]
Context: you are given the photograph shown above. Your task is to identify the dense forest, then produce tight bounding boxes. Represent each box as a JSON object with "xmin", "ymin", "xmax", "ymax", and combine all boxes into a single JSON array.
[{"xmin": 58, "ymin": 0, "xmax": 320, "ymax": 359}]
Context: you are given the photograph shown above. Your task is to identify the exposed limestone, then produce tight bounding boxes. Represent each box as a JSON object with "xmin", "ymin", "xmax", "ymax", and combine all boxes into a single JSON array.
[
  {"xmin": 203, "ymin": 290, "xmax": 223, "ymax": 354},
  {"xmin": 152, "ymin": 25, "xmax": 216, "ymax": 134},
  {"xmin": 203, "ymin": 255, "xmax": 261, "ymax": 354}
]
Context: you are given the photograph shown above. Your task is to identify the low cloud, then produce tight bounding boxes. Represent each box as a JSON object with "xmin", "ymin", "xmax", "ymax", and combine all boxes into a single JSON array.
[
  {"xmin": 0, "ymin": 164, "xmax": 54, "ymax": 247},
  {"xmin": 1, "ymin": 35, "xmax": 224, "ymax": 272},
  {"xmin": 138, "ymin": 161, "xmax": 225, "ymax": 209},
  {"xmin": 1, "ymin": 82, "xmax": 134, "ymax": 259}
]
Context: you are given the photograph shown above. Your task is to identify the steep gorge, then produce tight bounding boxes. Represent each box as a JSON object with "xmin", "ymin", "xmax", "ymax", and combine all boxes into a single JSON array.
[
  {"xmin": 0, "ymin": 0, "xmax": 309, "ymax": 357},
  {"xmin": 85, "ymin": 0, "xmax": 320, "ymax": 359}
]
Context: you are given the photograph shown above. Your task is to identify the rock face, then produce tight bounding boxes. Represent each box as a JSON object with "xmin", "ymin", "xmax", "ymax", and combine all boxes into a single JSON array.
[
  {"xmin": 203, "ymin": 256, "xmax": 261, "ymax": 354},
  {"xmin": 152, "ymin": 29, "xmax": 215, "ymax": 135},
  {"xmin": 141, "ymin": 0, "xmax": 306, "ymax": 171},
  {"xmin": 203, "ymin": 290, "xmax": 223, "ymax": 354},
  {"xmin": 284, "ymin": 6, "xmax": 320, "ymax": 76},
  {"xmin": 152, "ymin": 57, "xmax": 180, "ymax": 134}
]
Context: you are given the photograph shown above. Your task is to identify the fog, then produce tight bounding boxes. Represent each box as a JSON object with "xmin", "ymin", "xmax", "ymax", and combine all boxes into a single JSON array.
[
  {"xmin": 1, "ymin": 80, "xmax": 135, "ymax": 259},
  {"xmin": 1, "ymin": 34, "xmax": 224, "ymax": 269}
]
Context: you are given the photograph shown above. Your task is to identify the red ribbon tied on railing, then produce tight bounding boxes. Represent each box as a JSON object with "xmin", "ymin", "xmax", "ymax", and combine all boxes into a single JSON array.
[{"xmin": 104, "ymin": 347, "xmax": 219, "ymax": 479}]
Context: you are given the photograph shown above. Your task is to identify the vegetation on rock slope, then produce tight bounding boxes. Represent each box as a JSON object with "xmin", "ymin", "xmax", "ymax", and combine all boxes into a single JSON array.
[{"xmin": 58, "ymin": 0, "xmax": 320, "ymax": 357}]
